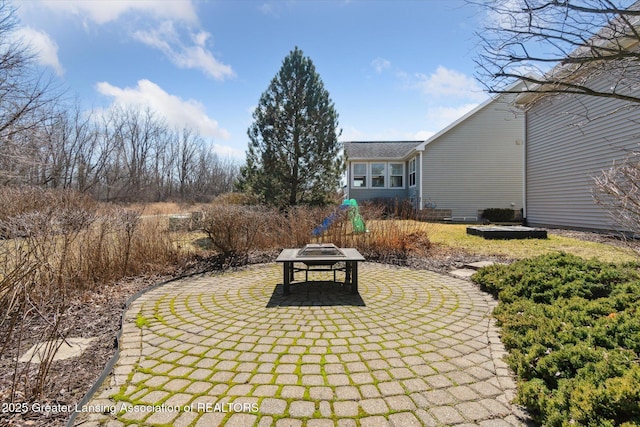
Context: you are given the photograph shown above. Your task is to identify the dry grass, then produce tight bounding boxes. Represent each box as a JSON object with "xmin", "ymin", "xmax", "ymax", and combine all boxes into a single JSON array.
[
  {"xmin": 123, "ymin": 201, "xmax": 205, "ymax": 216},
  {"xmin": 0, "ymin": 188, "xmax": 195, "ymax": 401}
]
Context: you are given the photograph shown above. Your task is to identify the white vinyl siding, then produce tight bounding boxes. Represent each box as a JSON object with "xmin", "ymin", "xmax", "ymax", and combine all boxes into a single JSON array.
[
  {"xmin": 525, "ymin": 74, "xmax": 640, "ymax": 230},
  {"xmin": 421, "ymin": 95, "xmax": 524, "ymax": 218}
]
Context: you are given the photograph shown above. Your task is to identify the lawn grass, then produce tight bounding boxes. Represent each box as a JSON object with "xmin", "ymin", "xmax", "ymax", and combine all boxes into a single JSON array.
[{"xmin": 428, "ymin": 223, "xmax": 637, "ymax": 263}]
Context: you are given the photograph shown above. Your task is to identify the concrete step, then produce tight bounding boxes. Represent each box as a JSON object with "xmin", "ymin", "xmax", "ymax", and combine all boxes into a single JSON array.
[
  {"xmin": 449, "ymin": 268, "xmax": 477, "ymax": 279},
  {"xmin": 463, "ymin": 261, "xmax": 497, "ymax": 270}
]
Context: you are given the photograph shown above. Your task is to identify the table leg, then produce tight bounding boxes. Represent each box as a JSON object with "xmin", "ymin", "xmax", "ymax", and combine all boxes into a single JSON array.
[
  {"xmin": 283, "ymin": 262, "xmax": 291, "ymax": 295},
  {"xmin": 351, "ymin": 261, "xmax": 359, "ymax": 294}
]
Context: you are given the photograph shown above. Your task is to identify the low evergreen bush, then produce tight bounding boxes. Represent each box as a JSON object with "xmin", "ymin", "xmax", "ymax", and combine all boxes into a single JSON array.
[
  {"xmin": 482, "ymin": 207, "xmax": 515, "ymax": 222},
  {"xmin": 473, "ymin": 252, "xmax": 640, "ymax": 426}
]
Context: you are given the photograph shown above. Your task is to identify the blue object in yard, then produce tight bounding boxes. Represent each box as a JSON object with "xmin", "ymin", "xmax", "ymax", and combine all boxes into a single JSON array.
[{"xmin": 312, "ymin": 199, "xmax": 367, "ymax": 236}]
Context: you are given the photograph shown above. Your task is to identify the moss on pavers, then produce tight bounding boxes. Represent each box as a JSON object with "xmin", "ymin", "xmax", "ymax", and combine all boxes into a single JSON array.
[{"xmin": 72, "ymin": 263, "xmax": 528, "ymax": 426}]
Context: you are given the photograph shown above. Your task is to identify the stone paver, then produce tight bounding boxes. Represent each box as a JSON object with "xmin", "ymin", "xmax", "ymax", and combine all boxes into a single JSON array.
[{"xmin": 72, "ymin": 263, "xmax": 529, "ymax": 426}]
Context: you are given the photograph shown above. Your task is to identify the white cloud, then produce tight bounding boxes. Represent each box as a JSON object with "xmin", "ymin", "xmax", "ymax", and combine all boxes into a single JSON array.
[
  {"xmin": 213, "ymin": 144, "xmax": 245, "ymax": 159},
  {"xmin": 96, "ymin": 79, "xmax": 231, "ymax": 141},
  {"xmin": 133, "ymin": 23, "xmax": 235, "ymax": 80},
  {"xmin": 15, "ymin": 27, "xmax": 64, "ymax": 76},
  {"xmin": 340, "ymin": 126, "xmax": 429, "ymax": 142},
  {"xmin": 339, "ymin": 126, "xmax": 367, "ymax": 142},
  {"xmin": 371, "ymin": 57, "xmax": 391, "ymax": 73},
  {"xmin": 413, "ymin": 130, "xmax": 436, "ymax": 140},
  {"xmin": 259, "ymin": 2, "xmax": 280, "ymax": 17},
  {"xmin": 30, "ymin": 0, "xmax": 233, "ymax": 80},
  {"xmin": 39, "ymin": 0, "xmax": 198, "ymax": 25},
  {"xmin": 426, "ymin": 103, "xmax": 479, "ymax": 131},
  {"xmin": 414, "ymin": 66, "xmax": 486, "ymax": 101}
]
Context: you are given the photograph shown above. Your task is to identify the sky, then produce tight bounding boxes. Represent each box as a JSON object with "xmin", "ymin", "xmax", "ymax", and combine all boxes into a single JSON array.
[{"xmin": 14, "ymin": 0, "xmax": 489, "ymax": 160}]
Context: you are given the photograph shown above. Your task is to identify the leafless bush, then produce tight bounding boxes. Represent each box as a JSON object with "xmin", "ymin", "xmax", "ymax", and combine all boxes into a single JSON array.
[
  {"xmin": 0, "ymin": 187, "xmax": 186, "ymax": 401},
  {"xmin": 593, "ymin": 151, "xmax": 640, "ymax": 244},
  {"xmin": 201, "ymin": 204, "xmax": 274, "ymax": 264},
  {"xmin": 274, "ymin": 206, "xmax": 338, "ymax": 248},
  {"xmin": 318, "ymin": 203, "xmax": 431, "ymax": 263}
]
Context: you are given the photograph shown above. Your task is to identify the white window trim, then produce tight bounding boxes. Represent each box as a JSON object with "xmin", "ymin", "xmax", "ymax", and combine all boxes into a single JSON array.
[
  {"xmin": 351, "ymin": 162, "xmax": 368, "ymax": 188},
  {"xmin": 408, "ymin": 157, "xmax": 417, "ymax": 188},
  {"xmin": 350, "ymin": 161, "xmax": 407, "ymax": 189},
  {"xmin": 370, "ymin": 162, "xmax": 386, "ymax": 188},
  {"xmin": 389, "ymin": 162, "xmax": 405, "ymax": 189}
]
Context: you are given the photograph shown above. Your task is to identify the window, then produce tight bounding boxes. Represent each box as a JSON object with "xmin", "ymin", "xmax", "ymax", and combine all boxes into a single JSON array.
[
  {"xmin": 352, "ymin": 163, "xmax": 367, "ymax": 187},
  {"xmin": 351, "ymin": 161, "xmax": 408, "ymax": 189},
  {"xmin": 409, "ymin": 157, "xmax": 416, "ymax": 187},
  {"xmin": 371, "ymin": 163, "xmax": 385, "ymax": 187},
  {"xmin": 389, "ymin": 163, "xmax": 404, "ymax": 188}
]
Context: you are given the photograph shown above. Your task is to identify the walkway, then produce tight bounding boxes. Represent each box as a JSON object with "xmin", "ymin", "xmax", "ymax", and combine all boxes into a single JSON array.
[{"xmin": 75, "ymin": 263, "xmax": 529, "ymax": 426}]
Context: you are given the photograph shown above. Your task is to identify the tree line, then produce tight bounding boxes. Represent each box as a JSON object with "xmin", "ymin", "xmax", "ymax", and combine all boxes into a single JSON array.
[
  {"xmin": 0, "ymin": 103, "xmax": 239, "ymax": 202},
  {"xmin": 0, "ymin": 1, "xmax": 238, "ymax": 203}
]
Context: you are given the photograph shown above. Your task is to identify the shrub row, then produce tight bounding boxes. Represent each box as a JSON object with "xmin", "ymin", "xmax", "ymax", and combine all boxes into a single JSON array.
[
  {"xmin": 199, "ymin": 200, "xmax": 432, "ymax": 264},
  {"xmin": 473, "ymin": 252, "xmax": 640, "ymax": 426}
]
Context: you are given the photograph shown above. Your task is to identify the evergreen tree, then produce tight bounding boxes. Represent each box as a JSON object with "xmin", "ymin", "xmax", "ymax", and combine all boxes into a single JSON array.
[{"xmin": 238, "ymin": 47, "xmax": 343, "ymax": 208}]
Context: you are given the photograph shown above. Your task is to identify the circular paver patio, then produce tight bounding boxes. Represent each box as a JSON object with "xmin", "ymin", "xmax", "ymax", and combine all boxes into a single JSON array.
[{"xmin": 75, "ymin": 263, "xmax": 529, "ymax": 426}]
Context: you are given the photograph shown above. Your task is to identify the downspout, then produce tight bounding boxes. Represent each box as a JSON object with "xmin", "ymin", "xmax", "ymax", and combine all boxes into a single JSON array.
[
  {"xmin": 522, "ymin": 112, "xmax": 527, "ymax": 225},
  {"xmin": 345, "ymin": 161, "xmax": 350, "ymax": 200},
  {"xmin": 419, "ymin": 150, "xmax": 423, "ymax": 210}
]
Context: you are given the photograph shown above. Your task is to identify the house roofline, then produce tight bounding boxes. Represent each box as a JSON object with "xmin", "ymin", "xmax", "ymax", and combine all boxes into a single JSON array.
[
  {"xmin": 342, "ymin": 140, "xmax": 423, "ymax": 161},
  {"xmin": 416, "ymin": 80, "xmax": 523, "ymax": 151}
]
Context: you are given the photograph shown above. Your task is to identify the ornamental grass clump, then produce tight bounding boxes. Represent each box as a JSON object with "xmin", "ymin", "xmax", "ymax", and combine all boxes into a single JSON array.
[{"xmin": 473, "ymin": 252, "xmax": 640, "ymax": 426}]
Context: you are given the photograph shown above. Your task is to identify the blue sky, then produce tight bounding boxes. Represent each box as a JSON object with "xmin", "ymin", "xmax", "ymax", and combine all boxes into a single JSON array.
[{"xmin": 15, "ymin": 0, "xmax": 488, "ymax": 159}]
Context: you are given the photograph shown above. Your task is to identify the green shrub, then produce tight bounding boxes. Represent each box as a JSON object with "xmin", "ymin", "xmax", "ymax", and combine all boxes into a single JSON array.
[
  {"xmin": 473, "ymin": 252, "xmax": 640, "ymax": 425},
  {"xmin": 482, "ymin": 207, "xmax": 515, "ymax": 222}
]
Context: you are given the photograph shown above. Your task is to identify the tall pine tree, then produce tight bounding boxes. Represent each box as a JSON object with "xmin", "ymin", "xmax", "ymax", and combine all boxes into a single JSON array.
[{"xmin": 238, "ymin": 47, "xmax": 343, "ymax": 208}]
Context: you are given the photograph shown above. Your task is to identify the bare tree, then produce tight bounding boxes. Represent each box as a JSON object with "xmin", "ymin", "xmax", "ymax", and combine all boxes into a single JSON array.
[
  {"xmin": 175, "ymin": 127, "xmax": 200, "ymax": 199},
  {"xmin": 474, "ymin": 0, "xmax": 640, "ymax": 105},
  {"xmin": 0, "ymin": 0, "xmax": 58, "ymax": 178}
]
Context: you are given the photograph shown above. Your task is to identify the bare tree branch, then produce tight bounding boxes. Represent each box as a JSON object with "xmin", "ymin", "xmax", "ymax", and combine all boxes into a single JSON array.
[{"xmin": 473, "ymin": 0, "xmax": 640, "ymax": 106}]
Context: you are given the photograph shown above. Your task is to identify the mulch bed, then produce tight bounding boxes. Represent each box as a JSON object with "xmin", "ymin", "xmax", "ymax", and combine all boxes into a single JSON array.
[{"xmin": 0, "ymin": 229, "xmax": 633, "ymax": 426}]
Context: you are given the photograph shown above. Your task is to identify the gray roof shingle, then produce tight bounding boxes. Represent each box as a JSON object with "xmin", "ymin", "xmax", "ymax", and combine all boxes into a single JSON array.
[{"xmin": 343, "ymin": 141, "xmax": 420, "ymax": 160}]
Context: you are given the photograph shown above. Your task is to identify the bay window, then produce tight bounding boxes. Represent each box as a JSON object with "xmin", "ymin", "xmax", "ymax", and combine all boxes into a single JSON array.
[{"xmin": 350, "ymin": 161, "xmax": 407, "ymax": 189}]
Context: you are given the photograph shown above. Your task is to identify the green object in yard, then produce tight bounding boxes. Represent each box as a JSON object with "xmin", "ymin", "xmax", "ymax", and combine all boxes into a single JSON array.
[
  {"xmin": 312, "ymin": 199, "xmax": 368, "ymax": 236},
  {"xmin": 343, "ymin": 199, "xmax": 367, "ymax": 234}
]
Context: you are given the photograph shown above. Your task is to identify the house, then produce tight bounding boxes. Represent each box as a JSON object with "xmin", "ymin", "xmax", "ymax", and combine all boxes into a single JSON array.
[
  {"xmin": 516, "ymin": 6, "xmax": 640, "ymax": 231},
  {"xmin": 518, "ymin": 81, "xmax": 640, "ymax": 231},
  {"xmin": 344, "ymin": 90, "xmax": 525, "ymax": 220}
]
